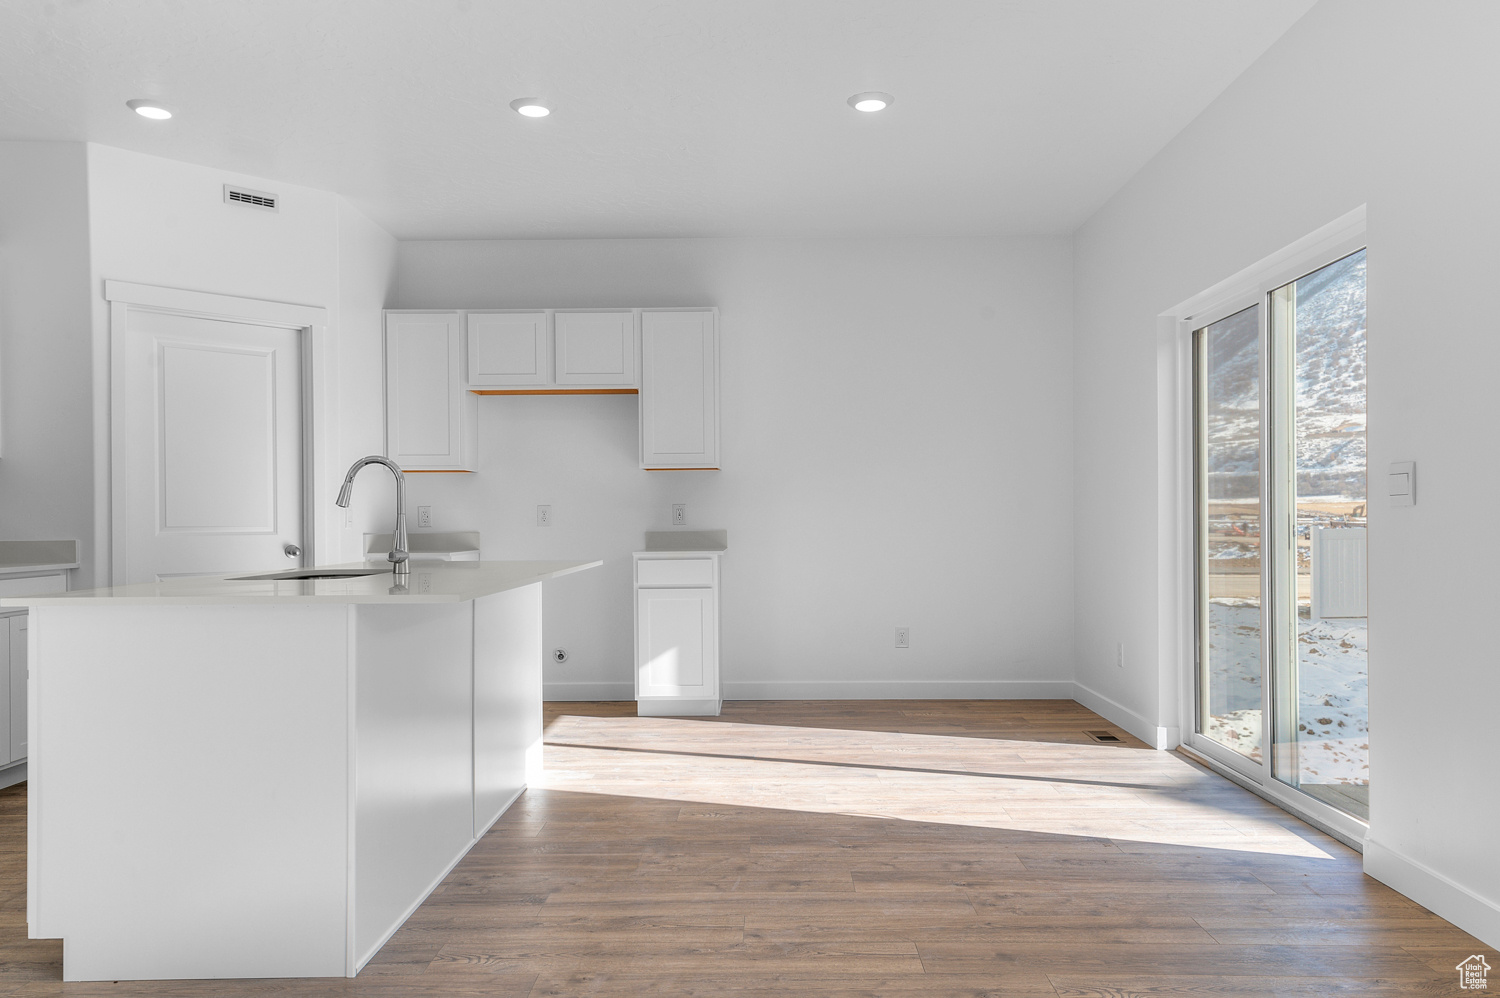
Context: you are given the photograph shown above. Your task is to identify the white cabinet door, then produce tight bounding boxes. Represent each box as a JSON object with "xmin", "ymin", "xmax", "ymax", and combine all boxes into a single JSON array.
[
  {"xmin": 8, "ymin": 616, "xmax": 23, "ymax": 763},
  {"xmin": 555, "ymin": 311, "xmax": 637, "ymax": 386},
  {"xmin": 641, "ymin": 310, "xmax": 719, "ymax": 469},
  {"xmin": 0, "ymin": 617, "xmax": 10, "ymax": 767},
  {"xmin": 636, "ymin": 587, "xmax": 718, "ymax": 699},
  {"xmin": 385, "ymin": 312, "xmax": 477, "ymax": 472},
  {"xmin": 467, "ymin": 312, "xmax": 548, "ymax": 386}
]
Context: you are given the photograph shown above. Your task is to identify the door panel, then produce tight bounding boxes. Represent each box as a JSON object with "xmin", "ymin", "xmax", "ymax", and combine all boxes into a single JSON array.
[
  {"xmin": 1270, "ymin": 249, "xmax": 1369, "ymax": 819},
  {"xmin": 467, "ymin": 312, "xmax": 548, "ymax": 386},
  {"xmin": 121, "ymin": 308, "xmax": 303, "ymax": 582},
  {"xmin": 555, "ymin": 311, "xmax": 635, "ymax": 386},
  {"xmin": 641, "ymin": 310, "xmax": 718, "ymax": 468},
  {"xmin": 1195, "ymin": 303, "xmax": 1264, "ymax": 763},
  {"xmin": 637, "ymin": 588, "xmax": 717, "ymax": 698},
  {"xmin": 9, "ymin": 616, "xmax": 25, "ymax": 761},
  {"xmin": 159, "ymin": 343, "xmax": 278, "ymax": 531}
]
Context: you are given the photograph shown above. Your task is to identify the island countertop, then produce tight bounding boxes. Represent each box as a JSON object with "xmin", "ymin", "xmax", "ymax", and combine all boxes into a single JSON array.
[{"xmin": 0, "ymin": 559, "xmax": 602, "ymax": 607}]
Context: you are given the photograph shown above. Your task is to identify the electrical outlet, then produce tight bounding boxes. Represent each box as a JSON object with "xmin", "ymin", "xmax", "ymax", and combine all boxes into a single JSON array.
[
  {"xmin": 417, "ymin": 505, "xmax": 432, "ymax": 528},
  {"xmin": 895, "ymin": 627, "xmax": 910, "ymax": 649},
  {"xmin": 417, "ymin": 573, "xmax": 432, "ymax": 594},
  {"xmin": 672, "ymin": 504, "xmax": 686, "ymax": 526},
  {"xmin": 1117, "ymin": 643, "xmax": 1125, "ymax": 668},
  {"xmin": 537, "ymin": 505, "xmax": 552, "ymax": 526},
  {"xmin": 553, "ymin": 648, "xmax": 569, "ymax": 664}
]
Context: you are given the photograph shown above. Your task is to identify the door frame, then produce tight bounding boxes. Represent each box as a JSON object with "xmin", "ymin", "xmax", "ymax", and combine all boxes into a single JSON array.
[
  {"xmin": 1164, "ymin": 207, "xmax": 1369, "ymax": 850},
  {"xmin": 103, "ymin": 281, "xmax": 330, "ymax": 586}
]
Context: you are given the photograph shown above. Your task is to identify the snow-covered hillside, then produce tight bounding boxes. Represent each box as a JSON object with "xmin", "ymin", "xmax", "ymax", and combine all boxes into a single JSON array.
[{"xmin": 1203, "ymin": 248, "xmax": 1366, "ymax": 502}]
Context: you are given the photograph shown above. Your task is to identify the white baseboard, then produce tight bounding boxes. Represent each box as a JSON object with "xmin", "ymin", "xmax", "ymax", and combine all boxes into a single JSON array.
[
  {"xmin": 723, "ymin": 680, "xmax": 1077, "ymax": 700},
  {"xmin": 544, "ymin": 679, "xmax": 1075, "ymax": 704},
  {"xmin": 1072, "ymin": 682, "xmax": 1181, "ymax": 750},
  {"xmin": 1365, "ymin": 837, "xmax": 1500, "ymax": 949},
  {"xmin": 0, "ymin": 761, "xmax": 25, "ymax": 790},
  {"xmin": 544, "ymin": 681, "xmax": 633, "ymax": 701}
]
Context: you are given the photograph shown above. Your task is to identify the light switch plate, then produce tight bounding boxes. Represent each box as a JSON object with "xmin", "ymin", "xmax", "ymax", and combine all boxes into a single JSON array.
[{"xmin": 1388, "ymin": 461, "xmax": 1415, "ymax": 506}]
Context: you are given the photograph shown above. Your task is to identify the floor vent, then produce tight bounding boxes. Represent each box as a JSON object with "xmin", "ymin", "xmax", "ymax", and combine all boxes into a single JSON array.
[
  {"xmin": 1085, "ymin": 730, "xmax": 1122, "ymax": 743},
  {"xmin": 224, "ymin": 185, "xmax": 278, "ymax": 211}
]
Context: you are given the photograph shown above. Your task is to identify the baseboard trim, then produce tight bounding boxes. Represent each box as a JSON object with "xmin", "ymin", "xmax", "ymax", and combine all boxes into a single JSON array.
[
  {"xmin": 723, "ymin": 680, "xmax": 1078, "ymax": 700},
  {"xmin": 1365, "ymin": 837, "xmax": 1500, "ymax": 949},
  {"xmin": 544, "ymin": 681, "xmax": 633, "ymax": 701},
  {"xmin": 1072, "ymin": 682, "xmax": 1181, "ymax": 750}
]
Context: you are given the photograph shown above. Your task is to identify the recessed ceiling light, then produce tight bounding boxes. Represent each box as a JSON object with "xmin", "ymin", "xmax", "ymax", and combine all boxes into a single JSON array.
[
  {"xmin": 509, "ymin": 98, "xmax": 550, "ymax": 118},
  {"xmin": 847, "ymin": 91, "xmax": 894, "ymax": 113},
  {"xmin": 126, "ymin": 98, "xmax": 172, "ymax": 120}
]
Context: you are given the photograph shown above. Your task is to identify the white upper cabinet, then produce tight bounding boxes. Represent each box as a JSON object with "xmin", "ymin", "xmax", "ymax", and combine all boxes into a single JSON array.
[
  {"xmin": 555, "ymin": 311, "xmax": 637, "ymax": 387},
  {"xmin": 385, "ymin": 312, "xmax": 477, "ymax": 472},
  {"xmin": 640, "ymin": 309, "xmax": 719, "ymax": 470},
  {"xmin": 467, "ymin": 312, "xmax": 548, "ymax": 386}
]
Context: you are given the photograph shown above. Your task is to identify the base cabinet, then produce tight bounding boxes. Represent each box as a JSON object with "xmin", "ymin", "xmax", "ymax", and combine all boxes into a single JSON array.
[
  {"xmin": 635, "ymin": 552, "xmax": 722, "ymax": 716},
  {"xmin": 0, "ymin": 613, "xmax": 26, "ymax": 772},
  {"xmin": 27, "ymin": 591, "xmax": 546, "ymax": 981}
]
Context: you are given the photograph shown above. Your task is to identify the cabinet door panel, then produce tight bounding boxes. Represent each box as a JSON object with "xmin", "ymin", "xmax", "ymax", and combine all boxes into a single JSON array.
[
  {"xmin": 9, "ymin": 616, "xmax": 23, "ymax": 762},
  {"xmin": 637, "ymin": 588, "xmax": 717, "ymax": 698},
  {"xmin": 385, "ymin": 313, "xmax": 476, "ymax": 471},
  {"xmin": 468, "ymin": 312, "xmax": 548, "ymax": 386},
  {"xmin": 0, "ymin": 618, "xmax": 10, "ymax": 767},
  {"xmin": 556, "ymin": 311, "xmax": 636, "ymax": 386},
  {"xmin": 641, "ymin": 310, "xmax": 718, "ymax": 469}
]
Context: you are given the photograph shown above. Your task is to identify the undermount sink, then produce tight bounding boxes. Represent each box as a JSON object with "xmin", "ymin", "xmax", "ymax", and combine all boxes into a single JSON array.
[{"xmin": 228, "ymin": 568, "xmax": 391, "ymax": 582}]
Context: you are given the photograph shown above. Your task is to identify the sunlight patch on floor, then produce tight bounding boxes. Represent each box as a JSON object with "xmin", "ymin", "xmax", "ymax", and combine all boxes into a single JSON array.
[{"xmin": 539, "ymin": 713, "xmax": 1337, "ymax": 859}]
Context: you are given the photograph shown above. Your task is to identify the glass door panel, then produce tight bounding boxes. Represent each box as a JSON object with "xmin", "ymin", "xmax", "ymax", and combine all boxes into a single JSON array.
[
  {"xmin": 1195, "ymin": 304, "xmax": 1264, "ymax": 762},
  {"xmin": 1270, "ymin": 249, "xmax": 1369, "ymax": 819}
]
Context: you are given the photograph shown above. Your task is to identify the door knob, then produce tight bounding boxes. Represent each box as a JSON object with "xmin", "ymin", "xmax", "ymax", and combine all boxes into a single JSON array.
[{"xmin": 284, "ymin": 543, "xmax": 301, "ymax": 559}]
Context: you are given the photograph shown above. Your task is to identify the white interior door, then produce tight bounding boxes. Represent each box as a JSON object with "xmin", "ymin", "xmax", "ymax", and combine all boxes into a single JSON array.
[{"xmin": 118, "ymin": 308, "xmax": 304, "ymax": 582}]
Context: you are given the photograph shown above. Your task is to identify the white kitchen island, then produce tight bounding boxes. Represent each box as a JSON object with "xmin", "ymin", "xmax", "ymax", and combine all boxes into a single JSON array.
[{"xmin": 1, "ymin": 559, "xmax": 599, "ymax": 982}]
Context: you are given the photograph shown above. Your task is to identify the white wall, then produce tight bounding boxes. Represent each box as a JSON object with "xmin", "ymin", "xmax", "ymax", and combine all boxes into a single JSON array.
[
  {"xmin": 395, "ymin": 237, "xmax": 1076, "ymax": 700},
  {"xmin": 334, "ymin": 197, "xmax": 400, "ymax": 547},
  {"xmin": 0, "ymin": 143, "xmax": 96, "ymax": 583},
  {"xmin": 1073, "ymin": 0, "xmax": 1498, "ymax": 946},
  {"xmin": 84, "ymin": 144, "xmax": 396, "ymax": 580}
]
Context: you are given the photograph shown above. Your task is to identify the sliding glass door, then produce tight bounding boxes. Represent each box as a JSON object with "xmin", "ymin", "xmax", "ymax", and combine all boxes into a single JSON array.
[
  {"xmin": 1195, "ymin": 303, "xmax": 1264, "ymax": 763},
  {"xmin": 1192, "ymin": 247, "xmax": 1368, "ymax": 823}
]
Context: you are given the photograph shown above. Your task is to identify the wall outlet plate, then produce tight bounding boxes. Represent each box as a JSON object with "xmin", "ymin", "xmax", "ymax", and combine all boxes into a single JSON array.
[
  {"xmin": 895, "ymin": 627, "xmax": 910, "ymax": 648},
  {"xmin": 537, "ymin": 505, "xmax": 552, "ymax": 526},
  {"xmin": 417, "ymin": 505, "xmax": 433, "ymax": 528},
  {"xmin": 672, "ymin": 503, "xmax": 687, "ymax": 526}
]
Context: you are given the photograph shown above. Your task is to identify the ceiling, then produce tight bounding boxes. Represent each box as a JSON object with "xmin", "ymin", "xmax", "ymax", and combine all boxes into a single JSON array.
[{"xmin": 0, "ymin": 0, "xmax": 1316, "ymax": 240}]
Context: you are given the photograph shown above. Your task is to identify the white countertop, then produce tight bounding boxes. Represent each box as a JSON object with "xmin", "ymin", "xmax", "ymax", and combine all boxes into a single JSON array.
[{"xmin": 0, "ymin": 559, "xmax": 601, "ymax": 607}]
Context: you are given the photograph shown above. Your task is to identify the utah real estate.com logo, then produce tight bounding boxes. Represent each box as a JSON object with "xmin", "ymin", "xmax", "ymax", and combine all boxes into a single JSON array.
[{"xmin": 1458, "ymin": 954, "xmax": 1491, "ymax": 990}]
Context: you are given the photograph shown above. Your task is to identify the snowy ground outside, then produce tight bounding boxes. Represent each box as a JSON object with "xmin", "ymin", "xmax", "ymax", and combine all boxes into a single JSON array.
[{"xmin": 1204, "ymin": 599, "xmax": 1369, "ymax": 785}]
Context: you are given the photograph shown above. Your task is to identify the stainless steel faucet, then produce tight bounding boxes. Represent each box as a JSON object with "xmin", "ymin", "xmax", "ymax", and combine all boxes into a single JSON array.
[{"xmin": 335, "ymin": 455, "xmax": 409, "ymax": 576}]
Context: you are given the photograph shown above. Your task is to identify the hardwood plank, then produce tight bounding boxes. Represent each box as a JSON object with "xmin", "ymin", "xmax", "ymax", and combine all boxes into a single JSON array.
[{"xmin": 0, "ymin": 700, "xmax": 1486, "ymax": 997}]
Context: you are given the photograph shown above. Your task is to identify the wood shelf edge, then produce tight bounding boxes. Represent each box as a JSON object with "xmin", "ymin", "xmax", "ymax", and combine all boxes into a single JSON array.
[{"xmin": 470, "ymin": 388, "xmax": 639, "ymax": 396}]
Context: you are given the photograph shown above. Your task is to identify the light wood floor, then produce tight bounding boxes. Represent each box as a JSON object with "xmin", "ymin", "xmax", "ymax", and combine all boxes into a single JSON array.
[{"xmin": 0, "ymin": 699, "xmax": 1485, "ymax": 996}]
